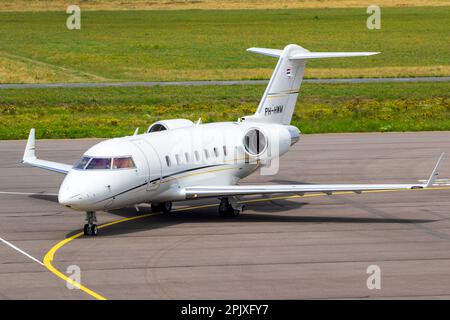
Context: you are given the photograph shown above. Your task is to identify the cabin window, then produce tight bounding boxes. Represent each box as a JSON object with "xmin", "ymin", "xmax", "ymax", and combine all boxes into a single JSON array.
[
  {"xmin": 74, "ymin": 156, "xmax": 91, "ymax": 169},
  {"xmin": 85, "ymin": 158, "xmax": 112, "ymax": 170},
  {"xmin": 223, "ymin": 145, "xmax": 227, "ymax": 156},
  {"xmin": 112, "ymin": 157, "xmax": 135, "ymax": 169},
  {"xmin": 185, "ymin": 152, "xmax": 190, "ymax": 163},
  {"xmin": 204, "ymin": 149, "xmax": 210, "ymax": 159},
  {"xmin": 194, "ymin": 150, "xmax": 200, "ymax": 162},
  {"xmin": 213, "ymin": 147, "xmax": 219, "ymax": 158},
  {"xmin": 175, "ymin": 154, "xmax": 181, "ymax": 165},
  {"xmin": 165, "ymin": 155, "xmax": 171, "ymax": 167}
]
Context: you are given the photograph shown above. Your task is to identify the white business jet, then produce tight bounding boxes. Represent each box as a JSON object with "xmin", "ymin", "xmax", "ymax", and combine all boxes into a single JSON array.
[{"xmin": 22, "ymin": 44, "xmax": 444, "ymax": 236}]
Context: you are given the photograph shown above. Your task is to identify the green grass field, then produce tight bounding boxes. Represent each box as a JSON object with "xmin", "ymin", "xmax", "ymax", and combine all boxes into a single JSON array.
[
  {"xmin": 1, "ymin": 6, "xmax": 448, "ymax": 139},
  {"xmin": 0, "ymin": 6, "xmax": 449, "ymax": 83},
  {"xmin": 1, "ymin": 82, "xmax": 449, "ymax": 139}
]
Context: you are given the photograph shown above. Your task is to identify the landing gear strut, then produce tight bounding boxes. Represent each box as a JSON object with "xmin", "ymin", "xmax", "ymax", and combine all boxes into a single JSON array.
[
  {"xmin": 84, "ymin": 211, "xmax": 98, "ymax": 236},
  {"xmin": 151, "ymin": 201, "xmax": 173, "ymax": 213},
  {"xmin": 218, "ymin": 197, "xmax": 244, "ymax": 217}
]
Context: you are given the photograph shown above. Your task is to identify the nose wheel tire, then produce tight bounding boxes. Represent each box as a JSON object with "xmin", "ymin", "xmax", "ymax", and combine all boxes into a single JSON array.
[
  {"xmin": 84, "ymin": 211, "xmax": 98, "ymax": 236},
  {"xmin": 151, "ymin": 201, "xmax": 172, "ymax": 213},
  {"xmin": 84, "ymin": 223, "xmax": 98, "ymax": 236}
]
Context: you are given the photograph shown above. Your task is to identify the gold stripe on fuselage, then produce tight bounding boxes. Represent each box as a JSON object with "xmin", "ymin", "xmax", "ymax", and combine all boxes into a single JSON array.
[{"xmin": 161, "ymin": 157, "xmax": 258, "ymax": 184}]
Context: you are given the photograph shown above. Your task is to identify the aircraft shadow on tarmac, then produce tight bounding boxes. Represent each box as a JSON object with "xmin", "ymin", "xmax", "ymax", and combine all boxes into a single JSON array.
[
  {"xmin": 62, "ymin": 198, "xmax": 436, "ymax": 238},
  {"xmin": 26, "ymin": 193, "xmax": 436, "ymax": 238},
  {"xmin": 29, "ymin": 193, "xmax": 58, "ymax": 203},
  {"xmin": 29, "ymin": 192, "xmax": 309, "ymax": 213}
]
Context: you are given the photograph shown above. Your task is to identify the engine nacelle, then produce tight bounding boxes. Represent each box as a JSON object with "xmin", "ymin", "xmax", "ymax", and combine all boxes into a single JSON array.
[
  {"xmin": 241, "ymin": 124, "xmax": 293, "ymax": 163},
  {"xmin": 147, "ymin": 119, "xmax": 194, "ymax": 133}
]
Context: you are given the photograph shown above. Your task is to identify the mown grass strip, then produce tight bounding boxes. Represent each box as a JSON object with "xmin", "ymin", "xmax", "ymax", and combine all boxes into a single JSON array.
[{"xmin": 0, "ymin": 7, "xmax": 448, "ymax": 83}]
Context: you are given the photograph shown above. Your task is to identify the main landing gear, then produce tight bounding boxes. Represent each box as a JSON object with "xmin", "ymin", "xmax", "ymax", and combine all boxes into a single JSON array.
[
  {"xmin": 151, "ymin": 201, "xmax": 173, "ymax": 213},
  {"xmin": 218, "ymin": 197, "xmax": 244, "ymax": 217},
  {"xmin": 84, "ymin": 211, "xmax": 98, "ymax": 236}
]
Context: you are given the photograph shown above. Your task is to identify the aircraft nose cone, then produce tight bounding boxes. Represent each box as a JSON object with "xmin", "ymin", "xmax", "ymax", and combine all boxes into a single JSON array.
[
  {"xmin": 58, "ymin": 171, "xmax": 106, "ymax": 211},
  {"xmin": 58, "ymin": 191, "xmax": 84, "ymax": 207},
  {"xmin": 58, "ymin": 171, "xmax": 92, "ymax": 209}
]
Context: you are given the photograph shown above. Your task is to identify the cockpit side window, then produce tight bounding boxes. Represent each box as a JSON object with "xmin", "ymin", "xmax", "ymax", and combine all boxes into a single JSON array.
[
  {"xmin": 74, "ymin": 156, "xmax": 135, "ymax": 170},
  {"xmin": 74, "ymin": 156, "xmax": 91, "ymax": 169},
  {"xmin": 86, "ymin": 158, "xmax": 112, "ymax": 170},
  {"xmin": 112, "ymin": 157, "xmax": 136, "ymax": 169}
]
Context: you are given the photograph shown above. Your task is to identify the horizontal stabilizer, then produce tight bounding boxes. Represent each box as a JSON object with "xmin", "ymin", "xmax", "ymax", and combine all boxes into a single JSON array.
[
  {"xmin": 246, "ymin": 47, "xmax": 283, "ymax": 58},
  {"xmin": 247, "ymin": 47, "xmax": 379, "ymax": 60},
  {"xmin": 289, "ymin": 51, "xmax": 379, "ymax": 60}
]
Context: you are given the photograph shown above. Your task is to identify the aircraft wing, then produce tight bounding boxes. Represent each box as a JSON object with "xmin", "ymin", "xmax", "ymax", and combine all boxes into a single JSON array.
[
  {"xmin": 184, "ymin": 153, "xmax": 444, "ymax": 199},
  {"xmin": 21, "ymin": 129, "xmax": 72, "ymax": 174}
]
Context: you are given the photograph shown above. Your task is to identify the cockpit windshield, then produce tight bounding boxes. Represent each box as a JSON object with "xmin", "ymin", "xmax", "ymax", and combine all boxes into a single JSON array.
[
  {"xmin": 74, "ymin": 157, "xmax": 91, "ymax": 169},
  {"xmin": 73, "ymin": 156, "xmax": 136, "ymax": 170},
  {"xmin": 86, "ymin": 158, "xmax": 111, "ymax": 170}
]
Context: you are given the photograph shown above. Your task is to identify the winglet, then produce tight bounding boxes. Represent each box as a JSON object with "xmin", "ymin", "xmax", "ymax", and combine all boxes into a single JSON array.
[
  {"xmin": 22, "ymin": 128, "xmax": 36, "ymax": 162},
  {"xmin": 425, "ymin": 152, "xmax": 445, "ymax": 187}
]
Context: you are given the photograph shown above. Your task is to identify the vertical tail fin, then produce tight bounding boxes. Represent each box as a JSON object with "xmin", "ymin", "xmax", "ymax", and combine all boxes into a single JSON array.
[{"xmin": 244, "ymin": 44, "xmax": 379, "ymax": 125}]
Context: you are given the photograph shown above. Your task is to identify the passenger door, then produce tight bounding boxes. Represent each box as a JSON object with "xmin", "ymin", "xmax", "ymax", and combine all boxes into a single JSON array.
[{"xmin": 131, "ymin": 139, "xmax": 162, "ymax": 191}]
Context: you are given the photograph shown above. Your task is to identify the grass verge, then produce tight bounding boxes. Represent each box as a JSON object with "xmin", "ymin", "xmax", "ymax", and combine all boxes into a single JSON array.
[{"xmin": 0, "ymin": 7, "xmax": 449, "ymax": 83}]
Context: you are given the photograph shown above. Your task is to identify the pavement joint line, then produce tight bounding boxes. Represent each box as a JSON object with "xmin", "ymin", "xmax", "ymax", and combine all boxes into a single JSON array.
[{"xmin": 40, "ymin": 185, "xmax": 450, "ymax": 300}]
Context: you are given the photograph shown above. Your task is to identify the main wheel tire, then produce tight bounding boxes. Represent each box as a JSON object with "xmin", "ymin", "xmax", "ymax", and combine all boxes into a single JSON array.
[
  {"xmin": 83, "ymin": 224, "xmax": 89, "ymax": 236},
  {"xmin": 161, "ymin": 201, "xmax": 172, "ymax": 213},
  {"xmin": 218, "ymin": 201, "xmax": 230, "ymax": 217},
  {"xmin": 151, "ymin": 203, "xmax": 160, "ymax": 213},
  {"xmin": 219, "ymin": 208, "xmax": 228, "ymax": 217},
  {"xmin": 91, "ymin": 224, "xmax": 98, "ymax": 236},
  {"xmin": 219, "ymin": 202, "xmax": 227, "ymax": 212}
]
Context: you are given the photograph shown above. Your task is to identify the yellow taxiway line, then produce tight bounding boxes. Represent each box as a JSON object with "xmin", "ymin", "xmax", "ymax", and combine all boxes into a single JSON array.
[{"xmin": 42, "ymin": 186, "xmax": 450, "ymax": 300}]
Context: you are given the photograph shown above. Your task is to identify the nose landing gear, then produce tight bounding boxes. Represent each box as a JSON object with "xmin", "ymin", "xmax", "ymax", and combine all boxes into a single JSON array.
[
  {"xmin": 218, "ymin": 197, "xmax": 244, "ymax": 217},
  {"xmin": 84, "ymin": 211, "xmax": 98, "ymax": 236}
]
